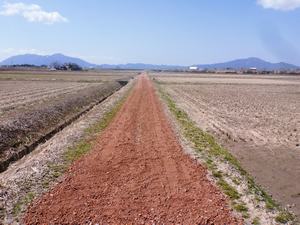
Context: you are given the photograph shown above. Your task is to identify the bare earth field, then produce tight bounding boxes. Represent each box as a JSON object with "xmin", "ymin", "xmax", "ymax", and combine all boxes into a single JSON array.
[
  {"xmin": 151, "ymin": 72, "xmax": 300, "ymax": 216},
  {"xmin": 151, "ymin": 72, "xmax": 300, "ymax": 82},
  {"xmin": 0, "ymin": 69, "xmax": 135, "ymax": 116},
  {"xmin": 0, "ymin": 81, "xmax": 102, "ymax": 116},
  {"xmin": 0, "ymin": 69, "xmax": 132, "ymax": 82},
  {"xmin": 0, "ymin": 70, "xmax": 138, "ymax": 169}
]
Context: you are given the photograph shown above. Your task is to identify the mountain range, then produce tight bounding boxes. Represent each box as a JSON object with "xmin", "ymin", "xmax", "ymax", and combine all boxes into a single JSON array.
[
  {"xmin": 0, "ymin": 53, "xmax": 299, "ymax": 70},
  {"xmin": 191, "ymin": 57, "xmax": 299, "ymax": 70}
]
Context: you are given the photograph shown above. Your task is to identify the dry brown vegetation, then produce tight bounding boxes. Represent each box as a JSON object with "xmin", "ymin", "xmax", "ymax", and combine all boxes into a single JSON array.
[
  {"xmin": 0, "ymin": 82, "xmax": 121, "ymax": 162},
  {"xmin": 0, "ymin": 81, "xmax": 103, "ymax": 116},
  {"xmin": 0, "ymin": 70, "xmax": 139, "ymax": 165},
  {"xmin": 0, "ymin": 69, "xmax": 136, "ymax": 115},
  {"xmin": 0, "ymin": 69, "xmax": 134, "ymax": 82},
  {"xmin": 151, "ymin": 72, "xmax": 300, "ymax": 218}
]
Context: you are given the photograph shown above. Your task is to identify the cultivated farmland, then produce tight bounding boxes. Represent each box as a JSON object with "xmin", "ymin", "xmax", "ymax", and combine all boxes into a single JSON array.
[
  {"xmin": 151, "ymin": 72, "xmax": 300, "ymax": 216},
  {"xmin": 0, "ymin": 72, "xmax": 296, "ymax": 223},
  {"xmin": 0, "ymin": 69, "xmax": 132, "ymax": 117},
  {"xmin": 0, "ymin": 69, "xmax": 135, "ymax": 171},
  {"xmin": 0, "ymin": 69, "xmax": 129, "ymax": 82},
  {"xmin": 0, "ymin": 81, "xmax": 103, "ymax": 116}
]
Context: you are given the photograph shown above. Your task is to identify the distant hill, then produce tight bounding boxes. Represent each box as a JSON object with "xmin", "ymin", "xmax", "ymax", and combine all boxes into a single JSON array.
[
  {"xmin": 0, "ymin": 53, "xmax": 98, "ymax": 68},
  {"xmin": 0, "ymin": 53, "xmax": 187, "ymax": 69},
  {"xmin": 192, "ymin": 57, "xmax": 300, "ymax": 70},
  {"xmin": 0, "ymin": 54, "xmax": 299, "ymax": 70}
]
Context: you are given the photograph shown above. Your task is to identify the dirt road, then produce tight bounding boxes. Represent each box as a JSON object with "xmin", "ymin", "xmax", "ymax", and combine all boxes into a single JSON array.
[{"xmin": 24, "ymin": 74, "xmax": 240, "ymax": 224}]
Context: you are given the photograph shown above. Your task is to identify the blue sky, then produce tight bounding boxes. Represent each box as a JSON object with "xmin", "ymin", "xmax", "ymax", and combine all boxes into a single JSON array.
[{"xmin": 1, "ymin": 0, "xmax": 300, "ymax": 66}]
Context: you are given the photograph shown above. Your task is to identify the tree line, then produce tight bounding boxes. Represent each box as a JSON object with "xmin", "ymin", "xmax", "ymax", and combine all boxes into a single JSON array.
[{"xmin": 50, "ymin": 61, "xmax": 82, "ymax": 71}]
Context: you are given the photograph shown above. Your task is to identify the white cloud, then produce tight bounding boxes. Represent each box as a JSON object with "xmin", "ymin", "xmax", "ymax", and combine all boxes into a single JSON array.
[
  {"xmin": 0, "ymin": 2, "xmax": 68, "ymax": 24},
  {"xmin": 23, "ymin": 11, "xmax": 68, "ymax": 24},
  {"xmin": 257, "ymin": 0, "xmax": 300, "ymax": 11},
  {"xmin": 0, "ymin": 3, "xmax": 40, "ymax": 15},
  {"xmin": 0, "ymin": 48, "xmax": 43, "ymax": 56}
]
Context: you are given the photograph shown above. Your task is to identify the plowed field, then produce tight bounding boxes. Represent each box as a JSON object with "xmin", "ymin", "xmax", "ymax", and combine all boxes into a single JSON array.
[
  {"xmin": 152, "ymin": 73, "xmax": 300, "ymax": 217},
  {"xmin": 24, "ymin": 74, "xmax": 240, "ymax": 224},
  {"xmin": 0, "ymin": 81, "xmax": 102, "ymax": 115}
]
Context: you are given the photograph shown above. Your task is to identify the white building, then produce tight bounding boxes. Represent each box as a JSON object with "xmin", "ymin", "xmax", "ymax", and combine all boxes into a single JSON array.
[{"xmin": 189, "ymin": 67, "xmax": 198, "ymax": 70}]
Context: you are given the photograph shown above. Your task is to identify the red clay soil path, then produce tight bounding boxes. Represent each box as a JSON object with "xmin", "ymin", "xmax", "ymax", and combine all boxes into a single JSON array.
[{"xmin": 24, "ymin": 74, "xmax": 241, "ymax": 224}]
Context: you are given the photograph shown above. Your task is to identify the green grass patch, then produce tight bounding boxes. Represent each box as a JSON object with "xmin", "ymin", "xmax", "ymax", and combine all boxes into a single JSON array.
[
  {"xmin": 212, "ymin": 170, "xmax": 223, "ymax": 178},
  {"xmin": 207, "ymin": 163, "xmax": 217, "ymax": 171},
  {"xmin": 217, "ymin": 179, "xmax": 240, "ymax": 199},
  {"xmin": 63, "ymin": 140, "xmax": 93, "ymax": 164},
  {"xmin": 233, "ymin": 204, "xmax": 248, "ymax": 212},
  {"xmin": 49, "ymin": 165, "xmax": 60, "ymax": 172},
  {"xmin": 275, "ymin": 212, "xmax": 294, "ymax": 223},
  {"xmin": 12, "ymin": 201, "xmax": 21, "ymax": 214},
  {"xmin": 52, "ymin": 173, "xmax": 59, "ymax": 178},
  {"xmin": 28, "ymin": 193, "xmax": 34, "ymax": 200},
  {"xmin": 258, "ymin": 187, "xmax": 279, "ymax": 210},
  {"xmin": 266, "ymin": 203, "xmax": 274, "ymax": 210},
  {"xmin": 42, "ymin": 182, "xmax": 49, "ymax": 187},
  {"xmin": 206, "ymin": 159, "xmax": 213, "ymax": 164},
  {"xmin": 232, "ymin": 178, "xmax": 240, "ymax": 185},
  {"xmin": 242, "ymin": 213, "xmax": 250, "ymax": 219},
  {"xmin": 252, "ymin": 217, "xmax": 260, "ymax": 225}
]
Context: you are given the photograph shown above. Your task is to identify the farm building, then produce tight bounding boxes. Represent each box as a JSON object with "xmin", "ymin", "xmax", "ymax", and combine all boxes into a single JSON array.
[{"xmin": 189, "ymin": 67, "xmax": 198, "ymax": 70}]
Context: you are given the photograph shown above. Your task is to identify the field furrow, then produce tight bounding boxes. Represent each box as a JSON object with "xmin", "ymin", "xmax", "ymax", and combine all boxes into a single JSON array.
[{"xmin": 0, "ymin": 81, "xmax": 102, "ymax": 115}]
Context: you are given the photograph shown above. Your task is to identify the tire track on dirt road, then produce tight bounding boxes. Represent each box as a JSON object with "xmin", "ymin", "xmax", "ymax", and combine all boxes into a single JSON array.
[{"xmin": 24, "ymin": 74, "xmax": 241, "ymax": 224}]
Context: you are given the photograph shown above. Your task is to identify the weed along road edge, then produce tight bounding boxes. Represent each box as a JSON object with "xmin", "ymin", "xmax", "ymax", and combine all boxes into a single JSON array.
[{"xmin": 24, "ymin": 74, "xmax": 241, "ymax": 224}]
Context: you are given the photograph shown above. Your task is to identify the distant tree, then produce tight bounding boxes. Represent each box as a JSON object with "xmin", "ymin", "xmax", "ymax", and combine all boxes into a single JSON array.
[
  {"xmin": 51, "ymin": 61, "xmax": 61, "ymax": 68},
  {"xmin": 20, "ymin": 64, "xmax": 34, "ymax": 67},
  {"xmin": 66, "ymin": 62, "xmax": 82, "ymax": 71},
  {"xmin": 73, "ymin": 63, "xmax": 82, "ymax": 71},
  {"xmin": 66, "ymin": 62, "xmax": 72, "ymax": 69}
]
